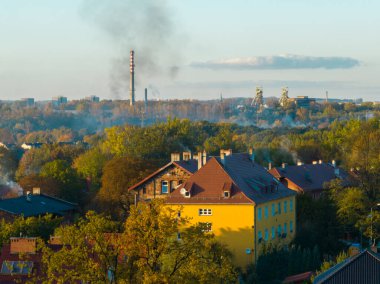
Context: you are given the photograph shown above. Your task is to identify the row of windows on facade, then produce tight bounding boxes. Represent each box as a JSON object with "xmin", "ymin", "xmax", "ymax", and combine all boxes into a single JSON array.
[
  {"xmin": 257, "ymin": 222, "xmax": 293, "ymax": 242},
  {"xmin": 257, "ymin": 199, "xmax": 293, "ymax": 221}
]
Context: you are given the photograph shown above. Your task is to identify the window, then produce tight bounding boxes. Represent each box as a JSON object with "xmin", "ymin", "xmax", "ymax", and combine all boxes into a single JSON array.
[
  {"xmin": 161, "ymin": 181, "xmax": 169, "ymax": 194},
  {"xmin": 272, "ymin": 203, "xmax": 275, "ymax": 216},
  {"xmin": 142, "ymin": 186, "xmax": 146, "ymax": 195},
  {"xmin": 264, "ymin": 229, "xmax": 269, "ymax": 241},
  {"xmin": 177, "ymin": 232, "xmax": 181, "ymax": 240},
  {"xmin": 290, "ymin": 221, "xmax": 293, "ymax": 233},
  {"xmin": 184, "ymin": 191, "xmax": 191, "ymax": 198},
  {"xmin": 177, "ymin": 211, "xmax": 181, "ymax": 218},
  {"xmin": 258, "ymin": 231, "xmax": 262, "ymax": 242},
  {"xmin": 200, "ymin": 222, "xmax": 212, "ymax": 232},
  {"xmin": 284, "ymin": 201, "xmax": 288, "ymax": 213},
  {"xmin": 271, "ymin": 227, "xmax": 275, "ymax": 239},
  {"xmin": 277, "ymin": 225, "xmax": 282, "ymax": 237},
  {"xmin": 265, "ymin": 206, "xmax": 268, "ymax": 219},
  {"xmin": 224, "ymin": 191, "xmax": 230, "ymax": 198},
  {"xmin": 278, "ymin": 202, "xmax": 281, "ymax": 215},
  {"xmin": 290, "ymin": 199, "xmax": 294, "ymax": 212},
  {"xmin": 258, "ymin": 208, "xmax": 262, "ymax": 221},
  {"xmin": 199, "ymin": 209, "xmax": 212, "ymax": 216},
  {"xmin": 284, "ymin": 223, "xmax": 287, "ymax": 234},
  {"xmin": 1, "ymin": 261, "xmax": 33, "ymax": 275}
]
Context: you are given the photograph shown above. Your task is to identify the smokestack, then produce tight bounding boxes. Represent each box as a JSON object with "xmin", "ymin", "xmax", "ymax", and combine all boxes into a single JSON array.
[
  {"xmin": 129, "ymin": 50, "xmax": 135, "ymax": 106},
  {"xmin": 144, "ymin": 88, "xmax": 148, "ymax": 109}
]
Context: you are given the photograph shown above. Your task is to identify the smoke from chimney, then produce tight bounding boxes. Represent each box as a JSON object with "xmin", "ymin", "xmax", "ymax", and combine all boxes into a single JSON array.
[{"xmin": 80, "ymin": 0, "xmax": 185, "ymax": 98}]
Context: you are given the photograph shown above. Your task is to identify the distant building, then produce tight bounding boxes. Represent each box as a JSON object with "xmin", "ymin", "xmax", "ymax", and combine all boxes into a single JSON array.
[
  {"xmin": 84, "ymin": 95, "xmax": 100, "ymax": 103},
  {"xmin": 289, "ymin": 96, "xmax": 316, "ymax": 109},
  {"xmin": 20, "ymin": 98, "xmax": 34, "ymax": 106},
  {"xmin": 21, "ymin": 142, "xmax": 43, "ymax": 150},
  {"xmin": 0, "ymin": 189, "xmax": 77, "ymax": 221},
  {"xmin": 52, "ymin": 96, "xmax": 68, "ymax": 106},
  {"xmin": 269, "ymin": 161, "xmax": 352, "ymax": 199}
]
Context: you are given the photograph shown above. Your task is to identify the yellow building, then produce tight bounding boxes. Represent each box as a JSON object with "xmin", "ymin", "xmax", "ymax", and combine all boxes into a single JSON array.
[{"xmin": 165, "ymin": 151, "xmax": 296, "ymax": 269}]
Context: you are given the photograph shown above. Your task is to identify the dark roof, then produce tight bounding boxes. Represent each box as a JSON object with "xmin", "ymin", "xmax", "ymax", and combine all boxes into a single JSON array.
[
  {"xmin": 128, "ymin": 159, "xmax": 198, "ymax": 192},
  {"xmin": 173, "ymin": 159, "xmax": 198, "ymax": 174},
  {"xmin": 167, "ymin": 153, "xmax": 295, "ymax": 205},
  {"xmin": 313, "ymin": 250, "xmax": 380, "ymax": 284},
  {"xmin": 283, "ymin": 271, "xmax": 313, "ymax": 283},
  {"xmin": 0, "ymin": 194, "xmax": 77, "ymax": 217},
  {"xmin": 269, "ymin": 163, "xmax": 351, "ymax": 193}
]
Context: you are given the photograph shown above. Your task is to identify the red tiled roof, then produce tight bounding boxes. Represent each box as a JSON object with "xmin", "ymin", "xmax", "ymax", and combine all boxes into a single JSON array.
[
  {"xmin": 269, "ymin": 163, "xmax": 351, "ymax": 193},
  {"xmin": 167, "ymin": 153, "xmax": 295, "ymax": 205},
  {"xmin": 167, "ymin": 158, "xmax": 253, "ymax": 204}
]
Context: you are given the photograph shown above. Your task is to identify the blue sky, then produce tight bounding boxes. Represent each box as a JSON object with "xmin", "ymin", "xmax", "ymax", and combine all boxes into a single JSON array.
[{"xmin": 0, "ymin": 0, "xmax": 379, "ymax": 101}]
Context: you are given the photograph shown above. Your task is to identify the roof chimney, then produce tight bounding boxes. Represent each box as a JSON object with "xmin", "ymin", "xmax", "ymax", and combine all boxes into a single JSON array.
[
  {"xmin": 32, "ymin": 187, "xmax": 41, "ymax": 195},
  {"xmin": 202, "ymin": 150, "xmax": 207, "ymax": 166},
  {"xmin": 183, "ymin": 151, "xmax": 192, "ymax": 161},
  {"xmin": 282, "ymin": 163, "xmax": 287, "ymax": 169},
  {"xmin": 26, "ymin": 191, "xmax": 32, "ymax": 202},
  {"xmin": 171, "ymin": 153, "xmax": 181, "ymax": 162},
  {"xmin": 10, "ymin": 238, "xmax": 37, "ymax": 254},
  {"xmin": 197, "ymin": 152, "xmax": 203, "ymax": 170},
  {"xmin": 220, "ymin": 152, "xmax": 226, "ymax": 165},
  {"xmin": 332, "ymin": 160, "xmax": 336, "ymax": 168},
  {"xmin": 249, "ymin": 147, "xmax": 255, "ymax": 162},
  {"xmin": 268, "ymin": 162, "xmax": 272, "ymax": 170}
]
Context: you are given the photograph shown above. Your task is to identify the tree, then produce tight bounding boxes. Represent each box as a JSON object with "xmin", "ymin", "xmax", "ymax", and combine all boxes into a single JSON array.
[
  {"xmin": 40, "ymin": 160, "xmax": 84, "ymax": 202},
  {"xmin": 38, "ymin": 211, "xmax": 124, "ymax": 283},
  {"xmin": 95, "ymin": 157, "xmax": 159, "ymax": 220},
  {"xmin": 37, "ymin": 202, "xmax": 236, "ymax": 283},
  {"xmin": 73, "ymin": 147, "xmax": 109, "ymax": 190},
  {"xmin": 123, "ymin": 200, "xmax": 237, "ymax": 283},
  {"xmin": 0, "ymin": 214, "xmax": 62, "ymax": 248}
]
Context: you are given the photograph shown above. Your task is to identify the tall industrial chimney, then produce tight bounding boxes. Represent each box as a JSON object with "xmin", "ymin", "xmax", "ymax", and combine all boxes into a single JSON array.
[
  {"xmin": 144, "ymin": 88, "xmax": 148, "ymax": 112},
  {"xmin": 129, "ymin": 50, "xmax": 135, "ymax": 106}
]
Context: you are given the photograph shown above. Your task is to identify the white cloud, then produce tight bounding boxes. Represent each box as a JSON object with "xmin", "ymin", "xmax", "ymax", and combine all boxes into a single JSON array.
[{"xmin": 191, "ymin": 54, "xmax": 360, "ymax": 70}]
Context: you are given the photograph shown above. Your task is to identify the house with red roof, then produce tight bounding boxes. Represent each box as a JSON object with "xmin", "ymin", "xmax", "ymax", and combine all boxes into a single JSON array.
[{"xmin": 269, "ymin": 161, "xmax": 352, "ymax": 199}]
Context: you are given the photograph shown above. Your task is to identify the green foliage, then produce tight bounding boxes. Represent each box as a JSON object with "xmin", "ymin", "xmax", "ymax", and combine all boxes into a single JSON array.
[
  {"xmin": 73, "ymin": 147, "xmax": 109, "ymax": 190},
  {"xmin": 95, "ymin": 156, "xmax": 160, "ymax": 220},
  {"xmin": 312, "ymin": 250, "xmax": 349, "ymax": 282},
  {"xmin": 0, "ymin": 214, "xmax": 62, "ymax": 247},
  {"xmin": 37, "ymin": 202, "xmax": 237, "ymax": 283},
  {"xmin": 40, "ymin": 160, "xmax": 84, "ymax": 202},
  {"xmin": 253, "ymin": 244, "xmax": 321, "ymax": 283},
  {"xmin": 294, "ymin": 194, "xmax": 344, "ymax": 255}
]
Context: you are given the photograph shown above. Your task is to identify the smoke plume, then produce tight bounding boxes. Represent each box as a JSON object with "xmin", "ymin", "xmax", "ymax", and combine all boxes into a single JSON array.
[{"xmin": 80, "ymin": 0, "xmax": 183, "ymax": 97}]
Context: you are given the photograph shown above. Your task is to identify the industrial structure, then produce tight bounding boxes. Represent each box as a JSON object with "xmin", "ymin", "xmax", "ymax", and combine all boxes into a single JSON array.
[
  {"xmin": 279, "ymin": 87, "xmax": 290, "ymax": 108},
  {"xmin": 129, "ymin": 50, "xmax": 135, "ymax": 106},
  {"xmin": 251, "ymin": 87, "xmax": 264, "ymax": 110}
]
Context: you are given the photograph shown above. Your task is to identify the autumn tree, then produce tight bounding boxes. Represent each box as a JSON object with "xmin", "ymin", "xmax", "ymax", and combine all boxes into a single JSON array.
[{"xmin": 95, "ymin": 157, "xmax": 159, "ymax": 220}]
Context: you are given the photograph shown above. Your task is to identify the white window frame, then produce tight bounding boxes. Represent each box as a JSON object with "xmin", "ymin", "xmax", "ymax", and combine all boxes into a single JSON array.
[{"xmin": 198, "ymin": 208, "xmax": 212, "ymax": 216}]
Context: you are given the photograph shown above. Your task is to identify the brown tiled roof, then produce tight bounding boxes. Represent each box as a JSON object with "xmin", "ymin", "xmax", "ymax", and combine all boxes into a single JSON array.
[
  {"xmin": 167, "ymin": 153, "xmax": 295, "ymax": 205},
  {"xmin": 128, "ymin": 159, "xmax": 198, "ymax": 191},
  {"xmin": 269, "ymin": 163, "xmax": 351, "ymax": 193},
  {"xmin": 167, "ymin": 157, "xmax": 253, "ymax": 204}
]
